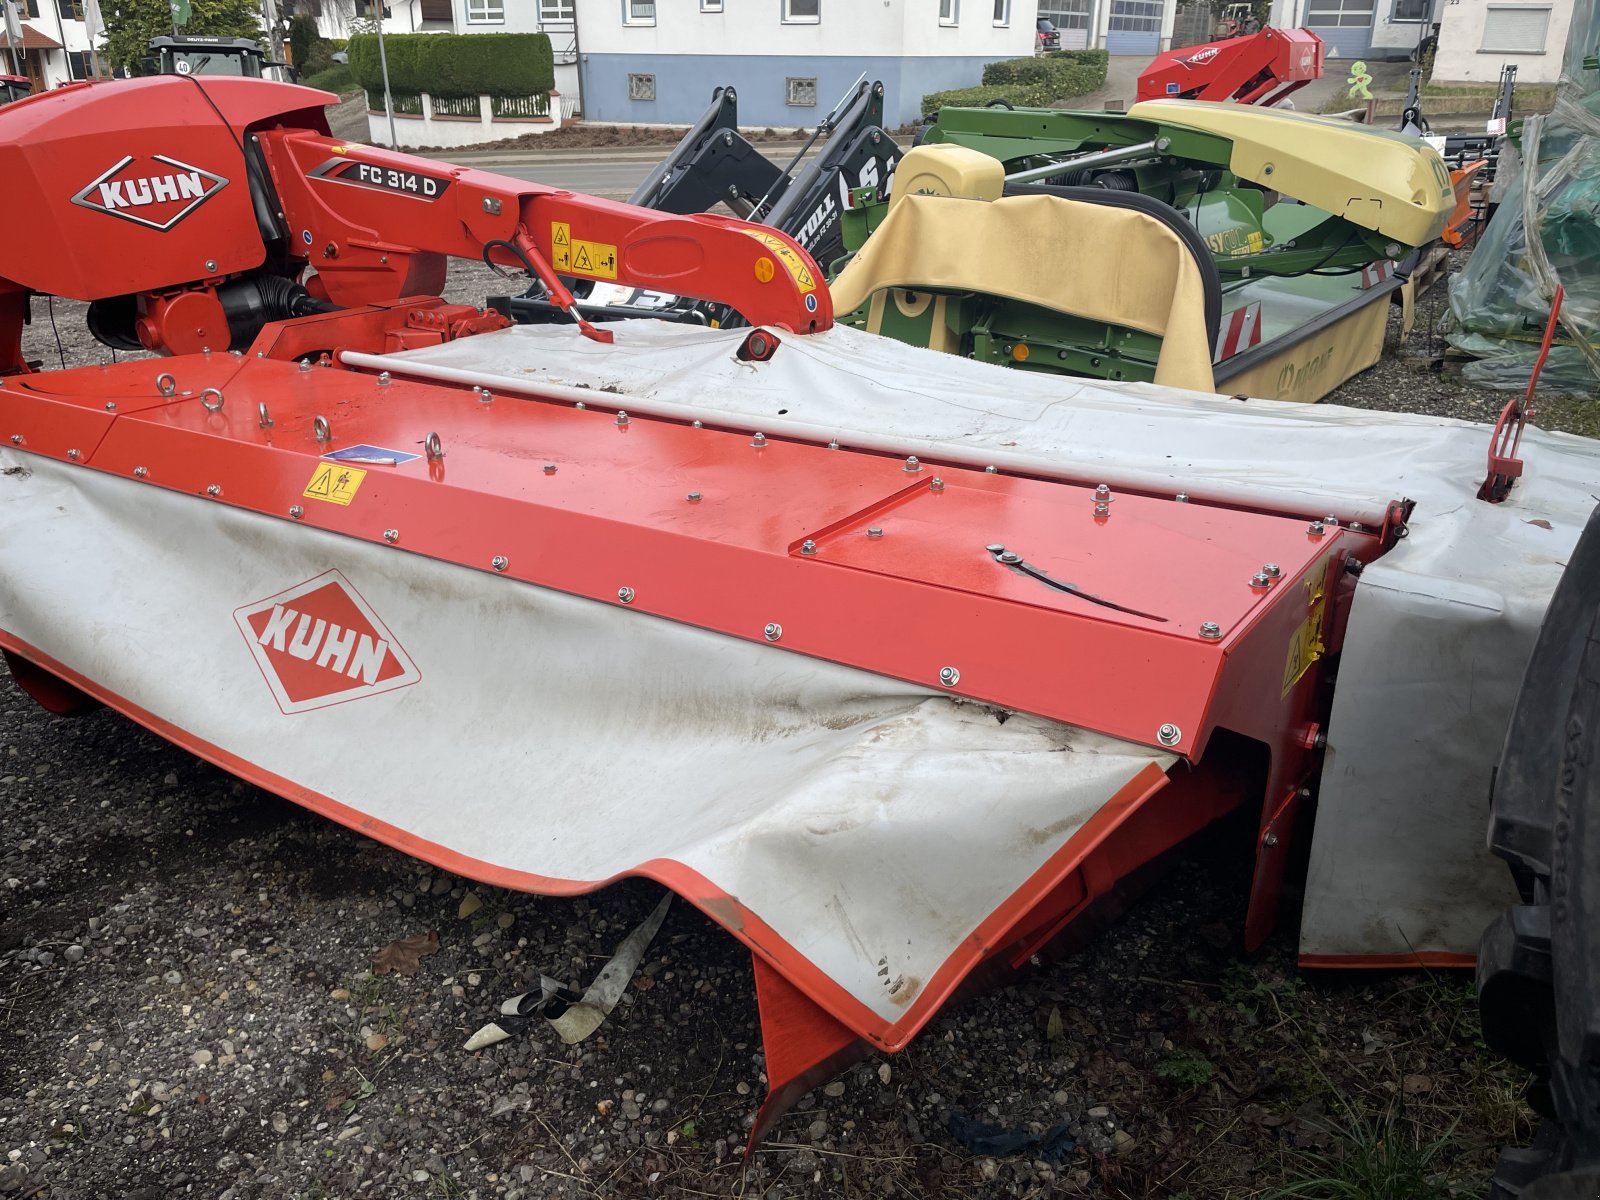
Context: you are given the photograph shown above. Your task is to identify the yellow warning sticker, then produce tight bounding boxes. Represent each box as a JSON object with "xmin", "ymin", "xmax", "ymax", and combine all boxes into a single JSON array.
[
  {"xmin": 1281, "ymin": 558, "xmax": 1330, "ymax": 696},
  {"xmin": 739, "ymin": 229, "xmax": 816, "ymax": 293},
  {"xmin": 302, "ymin": 463, "xmax": 367, "ymax": 507},
  {"xmin": 550, "ymin": 221, "xmax": 618, "ymax": 279}
]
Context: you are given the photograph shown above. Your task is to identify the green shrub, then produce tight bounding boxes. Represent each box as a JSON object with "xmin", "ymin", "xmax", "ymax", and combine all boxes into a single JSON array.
[
  {"xmin": 980, "ymin": 51, "xmax": 1107, "ymax": 98},
  {"xmin": 305, "ymin": 63, "xmax": 355, "ymax": 94},
  {"xmin": 348, "ymin": 31, "xmax": 554, "ymax": 97},
  {"xmin": 921, "ymin": 83, "xmax": 1055, "ymax": 116},
  {"xmin": 288, "ymin": 13, "xmax": 320, "ymax": 74}
]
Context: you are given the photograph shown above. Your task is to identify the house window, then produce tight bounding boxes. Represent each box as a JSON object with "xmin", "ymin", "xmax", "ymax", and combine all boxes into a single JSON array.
[
  {"xmin": 419, "ymin": 0, "xmax": 453, "ymax": 22},
  {"xmin": 466, "ymin": 0, "xmax": 503, "ymax": 23},
  {"xmin": 1391, "ymin": 0, "xmax": 1429, "ymax": 20},
  {"xmin": 1305, "ymin": 0, "xmax": 1375, "ymax": 26},
  {"xmin": 783, "ymin": 0, "xmax": 820, "ymax": 22},
  {"xmin": 701, "ymin": 0, "xmax": 723, "ymax": 9},
  {"xmin": 624, "ymin": 0, "xmax": 656, "ymax": 23},
  {"xmin": 1481, "ymin": 5, "xmax": 1551, "ymax": 50},
  {"xmin": 56, "ymin": 0, "xmax": 83, "ymax": 22},
  {"xmin": 785, "ymin": 76, "xmax": 817, "ymax": 105},
  {"xmin": 992, "ymin": 0, "xmax": 1009, "ymax": 23},
  {"xmin": 939, "ymin": 0, "xmax": 957, "ymax": 22},
  {"xmin": 539, "ymin": 0, "xmax": 574, "ymax": 18},
  {"xmin": 629, "ymin": 72, "xmax": 656, "ymax": 100}
]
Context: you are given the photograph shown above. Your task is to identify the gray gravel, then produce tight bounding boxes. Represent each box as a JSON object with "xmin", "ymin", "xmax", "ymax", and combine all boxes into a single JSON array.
[{"xmin": 2, "ymin": 247, "xmax": 1555, "ymax": 1197}]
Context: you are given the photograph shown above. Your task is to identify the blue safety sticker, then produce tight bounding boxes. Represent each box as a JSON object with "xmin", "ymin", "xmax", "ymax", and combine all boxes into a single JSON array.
[
  {"xmin": 322, "ymin": 443, "xmax": 422, "ymax": 466},
  {"xmin": 1167, "ymin": 83, "xmax": 1179, "ymax": 94},
  {"xmin": 805, "ymin": 293, "xmax": 818, "ymax": 312}
]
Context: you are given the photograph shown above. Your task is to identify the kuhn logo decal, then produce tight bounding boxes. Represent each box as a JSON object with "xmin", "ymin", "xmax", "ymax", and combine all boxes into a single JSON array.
[
  {"xmin": 234, "ymin": 570, "xmax": 420, "ymax": 714},
  {"xmin": 1181, "ymin": 47, "xmax": 1220, "ymax": 68},
  {"xmin": 71, "ymin": 155, "xmax": 227, "ymax": 232}
]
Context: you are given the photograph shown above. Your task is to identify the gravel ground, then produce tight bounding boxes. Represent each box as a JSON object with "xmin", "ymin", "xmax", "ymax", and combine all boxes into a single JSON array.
[{"xmin": 2, "ymin": 244, "xmax": 1573, "ymax": 1199}]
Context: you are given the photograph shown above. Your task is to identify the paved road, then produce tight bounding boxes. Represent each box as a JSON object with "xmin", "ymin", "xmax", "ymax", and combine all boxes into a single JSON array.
[{"xmin": 488, "ymin": 158, "xmax": 655, "ymax": 199}]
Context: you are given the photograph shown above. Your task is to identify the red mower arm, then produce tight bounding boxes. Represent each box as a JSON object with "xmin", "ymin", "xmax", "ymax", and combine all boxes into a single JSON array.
[{"xmin": 255, "ymin": 130, "xmax": 832, "ymax": 334}]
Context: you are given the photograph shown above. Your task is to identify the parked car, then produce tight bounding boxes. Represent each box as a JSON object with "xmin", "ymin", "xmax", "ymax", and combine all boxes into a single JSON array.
[{"xmin": 1036, "ymin": 17, "xmax": 1061, "ymax": 52}]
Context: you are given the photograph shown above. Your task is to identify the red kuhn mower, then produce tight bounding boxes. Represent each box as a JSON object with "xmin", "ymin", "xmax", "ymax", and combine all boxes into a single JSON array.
[{"xmin": 1, "ymin": 78, "xmax": 1595, "ymax": 1177}]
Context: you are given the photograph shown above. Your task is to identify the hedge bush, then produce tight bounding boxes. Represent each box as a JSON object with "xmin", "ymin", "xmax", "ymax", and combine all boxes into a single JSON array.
[
  {"xmin": 980, "ymin": 50, "xmax": 1107, "ymax": 95},
  {"xmin": 921, "ymin": 83, "xmax": 1055, "ymax": 115},
  {"xmin": 348, "ymin": 31, "xmax": 554, "ymax": 97}
]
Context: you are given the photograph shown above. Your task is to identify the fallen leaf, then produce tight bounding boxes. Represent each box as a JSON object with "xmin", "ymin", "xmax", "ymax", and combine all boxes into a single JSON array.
[
  {"xmin": 194, "ymin": 1093, "xmax": 209, "ymax": 1106},
  {"xmin": 496, "ymin": 912, "xmax": 514, "ymax": 930},
  {"xmin": 631, "ymin": 974, "xmax": 655, "ymax": 992},
  {"xmin": 1402, "ymin": 1073, "xmax": 1433, "ymax": 1095},
  {"xmin": 597, "ymin": 1099, "xmax": 614, "ymax": 1115},
  {"xmin": 1526, "ymin": 519, "xmax": 1553, "ymax": 530},
  {"xmin": 371, "ymin": 930, "xmax": 440, "ymax": 977},
  {"xmin": 1045, "ymin": 1005, "xmax": 1065, "ymax": 1044},
  {"xmin": 321, "ymin": 1069, "xmax": 336, "ymax": 1083},
  {"xmin": 365, "ymin": 1032, "xmax": 388, "ymax": 1052},
  {"xmin": 458, "ymin": 894, "xmax": 483, "ymax": 920},
  {"xmin": 323, "ymin": 1090, "xmax": 350, "ymax": 1112}
]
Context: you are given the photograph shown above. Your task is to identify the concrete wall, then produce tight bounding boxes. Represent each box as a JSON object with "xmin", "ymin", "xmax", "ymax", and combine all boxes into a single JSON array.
[
  {"xmin": 1433, "ymin": 0, "xmax": 1576, "ymax": 82},
  {"xmin": 580, "ymin": 0, "xmax": 1033, "ymax": 125}
]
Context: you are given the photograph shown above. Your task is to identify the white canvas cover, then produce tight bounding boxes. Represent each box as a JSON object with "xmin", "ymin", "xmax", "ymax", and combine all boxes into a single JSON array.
[{"xmin": 354, "ymin": 320, "xmax": 1600, "ymax": 963}]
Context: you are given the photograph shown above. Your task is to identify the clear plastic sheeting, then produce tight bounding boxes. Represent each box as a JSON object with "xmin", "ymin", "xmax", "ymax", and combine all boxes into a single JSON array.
[{"xmin": 1446, "ymin": 0, "xmax": 1600, "ymax": 392}]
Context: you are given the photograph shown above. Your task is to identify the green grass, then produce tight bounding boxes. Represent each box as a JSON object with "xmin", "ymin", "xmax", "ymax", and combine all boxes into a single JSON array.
[
  {"xmin": 1265, "ymin": 1099, "xmax": 1458, "ymax": 1200},
  {"xmin": 305, "ymin": 64, "xmax": 356, "ymax": 95}
]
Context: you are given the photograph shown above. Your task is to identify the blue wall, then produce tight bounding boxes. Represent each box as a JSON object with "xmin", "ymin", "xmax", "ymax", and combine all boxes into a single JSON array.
[{"xmin": 582, "ymin": 54, "xmax": 1006, "ymax": 127}]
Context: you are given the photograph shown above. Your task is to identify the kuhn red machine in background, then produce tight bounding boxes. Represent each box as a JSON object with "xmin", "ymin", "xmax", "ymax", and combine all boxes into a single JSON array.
[
  {"xmin": 0, "ymin": 77, "xmax": 1595, "ymax": 1163},
  {"xmin": 1138, "ymin": 27, "xmax": 1324, "ymax": 106}
]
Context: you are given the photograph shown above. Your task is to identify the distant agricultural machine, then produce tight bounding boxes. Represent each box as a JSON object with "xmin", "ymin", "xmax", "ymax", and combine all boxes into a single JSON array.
[{"xmin": 0, "ymin": 79, "xmax": 1595, "ymax": 1185}]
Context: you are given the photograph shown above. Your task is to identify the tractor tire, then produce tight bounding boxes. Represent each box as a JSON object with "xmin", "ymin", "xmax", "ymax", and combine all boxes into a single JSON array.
[{"xmin": 1479, "ymin": 504, "xmax": 1600, "ymax": 1197}]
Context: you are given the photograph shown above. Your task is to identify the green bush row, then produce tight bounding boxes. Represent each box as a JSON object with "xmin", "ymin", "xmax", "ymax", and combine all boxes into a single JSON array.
[
  {"xmin": 921, "ymin": 83, "xmax": 1057, "ymax": 115},
  {"xmin": 980, "ymin": 49, "xmax": 1107, "ymax": 94},
  {"xmin": 348, "ymin": 31, "xmax": 554, "ymax": 98}
]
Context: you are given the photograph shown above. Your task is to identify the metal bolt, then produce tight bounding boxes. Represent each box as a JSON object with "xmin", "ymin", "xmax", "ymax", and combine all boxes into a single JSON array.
[
  {"xmin": 615, "ymin": 410, "xmax": 629, "ymax": 425},
  {"xmin": 1264, "ymin": 833, "xmax": 1280, "ymax": 848},
  {"xmin": 298, "ymin": 360, "xmax": 312, "ymax": 373},
  {"xmin": 1324, "ymin": 515, "xmax": 1339, "ymax": 527},
  {"xmin": 866, "ymin": 526, "xmax": 884, "ymax": 538},
  {"xmin": 156, "ymin": 372, "xmax": 177, "ymax": 397},
  {"xmin": 1349, "ymin": 521, "xmax": 1365, "ymax": 532},
  {"xmin": 377, "ymin": 371, "xmax": 391, "ymax": 387},
  {"xmin": 289, "ymin": 505, "xmax": 304, "ymax": 520},
  {"xmin": 1308, "ymin": 520, "xmax": 1326, "ymax": 537},
  {"xmin": 938, "ymin": 666, "xmax": 960, "ymax": 687},
  {"xmin": 104, "ymin": 402, "xmax": 117, "ymax": 412},
  {"xmin": 574, "ymin": 401, "xmax": 586, "ymax": 410},
  {"xmin": 204, "ymin": 259, "xmax": 217, "ymax": 272},
  {"xmin": 692, "ymin": 420, "xmax": 703, "ymax": 429},
  {"xmin": 491, "ymin": 555, "xmax": 509, "ymax": 572},
  {"xmin": 903, "ymin": 455, "xmax": 921, "ymax": 472},
  {"xmin": 985, "ymin": 465, "xmax": 997, "ymax": 474},
  {"xmin": 133, "ymin": 466, "xmax": 149, "ymax": 478},
  {"xmin": 930, "ymin": 477, "xmax": 945, "ymax": 492},
  {"xmin": 482, "ymin": 197, "xmax": 502, "ymax": 215},
  {"xmin": 999, "ymin": 551, "xmax": 1022, "ymax": 565},
  {"xmin": 205, "ymin": 483, "xmax": 221, "ymax": 497},
  {"xmin": 1094, "ymin": 483, "xmax": 1112, "ymax": 500},
  {"xmin": 426, "ymin": 433, "xmax": 444, "ymax": 460},
  {"xmin": 686, "ymin": 491, "xmax": 702, "ymax": 502},
  {"xmin": 617, "ymin": 586, "xmax": 635, "ymax": 604},
  {"xmin": 8, "ymin": 435, "xmax": 20, "ymax": 445},
  {"xmin": 827, "ymin": 439, "xmax": 839, "ymax": 450},
  {"xmin": 1175, "ymin": 492, "xmax": 1189, "ymax": 502},
  {"xmin": 763, "ymin": 622, "xmax": 783, "ymax": 642},
  {"xmin": 1250, "ymin": 572, "xmax": 1272, "ymax": 589},
  {"xmin": 751, "ymin": 432, "xmax": 767, "ymax": 448},
  {"xmin": 67, "ymin": 448, "xmax": 81, "ymax": 460},
  {"xmin": 1156, "ymin": 723, "xmax": 1181, "ymax": 747},
  {"xmin": 314, "ymin": 416, "xmax": 331, "ymax": 443},
  {"xmin": 1262, "ymin": 563, "xmax": 1281, "ymax": 579},
  {"xmin": 383, "ymin": 529, "xmax": 399, "ymax": 544},
  {"xmin": 258, "ymin": 402, "xmax": 273, "ymax": 429},
  {"xmin": 800, "ymin": 539, "xmax": 817, "ymax": 555},
  {"xmin": 1199, "ymin": 621, "xmax": 1222, "ymax": 639},
  {"xmin": 986, "ymin": 544, "xmax": 1005, "ymax": 555},
  {"xmin": 479, "ymin": 389, "xmax": 494, "ymax": 404},
  {"xmin": 543, "ymin": 463, "xmax": 557, "ymax": 474}
]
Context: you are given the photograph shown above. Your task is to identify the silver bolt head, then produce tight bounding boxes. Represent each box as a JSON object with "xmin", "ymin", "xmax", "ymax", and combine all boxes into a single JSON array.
[
  {"xmin": 298, "ymin": 360, "xmax": 312, "ymax": 372},
  {"xmin": 1175, "ymin": 492, "xmax": 1189, "ymax": 502},
  {"xmin": 686, "ymin": 491, "xmax": 702, "ymax": 502},
  {"xmin": 205, "ymin": 483, "xmax": 220, "ymax": 497},
  {"xmin": 985, "ymin": 465, "xmax": 997, "ymax": 473},
  {"xmin": 491, "ymin": 555, "xmax": 509, "ymax": 572},
  {"xmin": 543, "ymin": 464, "xmax": 557, "ymax": 474},
  {"xmin": 1324, "ymin": 515, "xmax": 1339, "ymax": 527},
  {"xmin": 383, "ymin": 529, "xmax": 399, "ymax": 544},
  {"xmin": 67, "ymin": 448, "xmax": 82, "ymax": 460},
  {"xmin": 205, "ymin": 259, "xmax": 217, "ymax": 272},
  {"xmin": 1264, "ymin": 832, "xmax": 1280, "ymax": 848},
  {"xmin": 938, "ymin": 666, "xmax": 960, "ymax": 687},
  {"xmin": 289, "ymin": 505, "xmax": 304, "ymax": 519},
  {"xmin": 377, "ymin": 371, "xmax": 391, "ymax": 386},
  {"xmin": 800, "ymin": 539, "xmax": 818, "ymax": 555},
  {"xmin": 8, "ymin": 435, "xmax": 20, "ymax": 445},
  {"xmin": 866, "ymin": 526, "xmax": 884, "ymax": 538},
  {"xmin": 999, "ymin": 552, "xmax": 1023, "ymax": 565},
  {"xmin": 763, "ymin": 622, "xmax": 782, "ymax": 642},
  {"xmin": 616, "ymin": 411, "xmax": 629, "ymax": 424},
  {"xmin": 1308, "ymin": 521, "xmax": 1326, "ymax": 536},
  {"xmin": 903, "ymin": 456, "xmax": 921, "ymax": 472},
  {"xmin": 930, "ymin": 477, "xmax": 945, "ymax": 491},
  {"xmin": 1199, "ymin": 621, "xmax": 1222, "ymax": 639},
  {"xmin": 752, "ymin": 432, "xmax": 767, "ymax": 447},
  {"xmin": 104, "ymin": 402, "xmax": 117, "ymax": 412},
  {"xmin": 692, "ymin": 420, "xmax": 704, "ymax": 429},
  {"xmin": 617, "ymin": 586, "xmax": 635, "ymax": 604},
  {"xmin": 1250, "ymin": 572, "xmax": 1271, "ymax": 589},
  {"xmin": 986, "ymin": 544, "xmax": 1006, "ymax": 555},
  {"xmin": 575, "ymin": 401, "xmax": 586, "ymax": 410},
  {"xmin": 1094, "ymin": 483, "xmax": 1112, "ymax": 499},
  {"xmin": 827, "ymin": 439, "xmax": 840, "ymax": 450},
  {"xmin": 1262, "ymin": 563, "xmax": 1282, "ymax": 578},
  {"xmin": 1156, "ymin": 723, "xmax": 1181, "ymax": 747},
  {"xmin": 133, "ymin": 466, "xmax": 149, "ymax": 478}
]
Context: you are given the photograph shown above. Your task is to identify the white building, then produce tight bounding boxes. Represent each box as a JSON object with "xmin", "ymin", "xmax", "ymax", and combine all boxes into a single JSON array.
[
  {"xmin": 2, "ymin": 0, "xmax": 99, "ymax": 90},
  {"xmin": 577, "ymin": 0, "xmax": 1035, "ymax": 127},
  {"xmin": 1267, "ymin": 0, "xmax": 1442, "ymax": 60},
  {"xmin": 1431, "ymin": 0, "xmax": 1578, "ymax": 82},
  {"xmin": 1038, "ymin": 0, "xmax": 1169, "ymax": 55}
]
